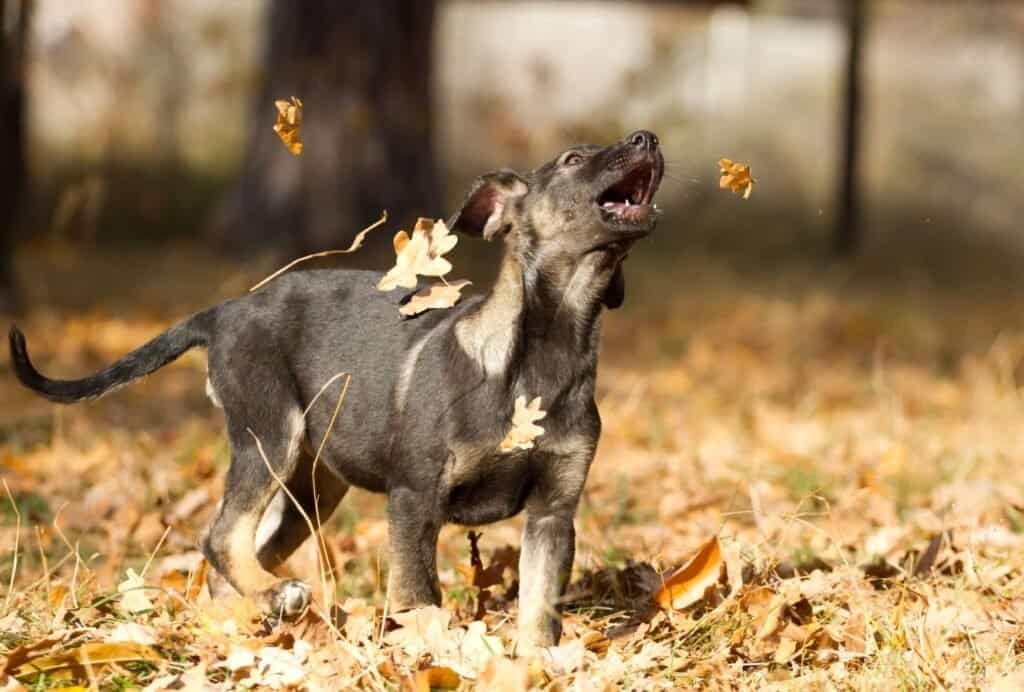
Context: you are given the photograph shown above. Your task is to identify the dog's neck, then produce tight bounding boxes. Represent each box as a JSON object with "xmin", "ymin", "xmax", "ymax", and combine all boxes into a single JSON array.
[{"xmin": 455, "ymin": 234, "xmax": 610, "ymax": 392}]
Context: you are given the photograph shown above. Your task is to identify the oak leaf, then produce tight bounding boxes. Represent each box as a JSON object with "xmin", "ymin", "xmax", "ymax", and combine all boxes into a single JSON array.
[
  {"xmin": 719, "ymin": 158, "xmax": 755, "ymax": 199},
  {"xmin": 499, "ymin": 396, "xmax": 547, "ymax": 452},
  {"xmin": 655, "ymin": 536, "xmax": 723, "ymax": 610},
  {"xmin": 273, "ymin": 96, "xmax": 303, "ymax": 155},
  {"xmin": 378, "ymin": 218, "xmax": 459, "ymax": 292},
  {"xmin": 400, "ymin": 280, "xmax": 471, "ymax": 317}
]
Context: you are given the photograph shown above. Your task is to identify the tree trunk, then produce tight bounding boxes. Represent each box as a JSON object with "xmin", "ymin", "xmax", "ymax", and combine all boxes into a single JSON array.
[
  {"xmin": 208, "ymin": 0, "xmax": 439, "ymax": 254},
  {"xmin": 834, "ymin": 0, "xmax": 865, "ymax": 257},
  {"xmin": 0, "ymin": 0, "xmax": 29, "ymax": 313}
]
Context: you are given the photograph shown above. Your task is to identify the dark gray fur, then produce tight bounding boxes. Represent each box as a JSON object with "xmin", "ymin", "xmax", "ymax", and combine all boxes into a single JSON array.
[{"xmin": 8, "ymin": 131, "xmax": 664, "ymax": 649}]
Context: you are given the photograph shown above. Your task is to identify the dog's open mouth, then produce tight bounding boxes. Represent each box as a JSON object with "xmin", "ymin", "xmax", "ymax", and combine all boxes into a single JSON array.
[{"xmin": 597, "ymin": 161, "xmax": 660, "ymax": 227}]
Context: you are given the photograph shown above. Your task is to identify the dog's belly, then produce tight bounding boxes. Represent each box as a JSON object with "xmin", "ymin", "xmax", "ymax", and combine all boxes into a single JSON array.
[
  {"xmin": 443, "ymin": 448, "xmax": 534, "ymax": 526},
  {"xmin": 446, "ymin": 473, "xmax": 531, "ymax": 525}
]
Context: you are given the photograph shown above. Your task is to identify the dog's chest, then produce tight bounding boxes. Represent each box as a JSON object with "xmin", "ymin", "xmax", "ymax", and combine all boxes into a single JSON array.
[{"xmin": 442, "ymin": 424, "xmax": 595, "ymax": 526}]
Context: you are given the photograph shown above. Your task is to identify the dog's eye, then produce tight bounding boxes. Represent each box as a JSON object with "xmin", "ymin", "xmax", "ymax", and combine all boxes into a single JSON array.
[{"xmin": 562, "ymin": 152, "xmax": 584, "ymax": 167}]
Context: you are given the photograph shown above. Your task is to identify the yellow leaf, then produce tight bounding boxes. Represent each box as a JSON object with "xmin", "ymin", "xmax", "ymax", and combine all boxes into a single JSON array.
[
  {"xmin": 499, "ymin": 396, "xmax": 547, "ymax": 453},
  {"xmin": 12, "ymin": 642, "xmax": 162, "ymax": 680},
  {"xmin": 718, "ymin": 158, "xmax": 755, "ymax": 199},
  {"xmin": 399, "ymin": 280, "xmax": 471, "ymax": 317},
  {"xmin": 655, "ymin": 536, "xmax": 723, "ymax": 610},
  {"xmin": 273, "ymin": 96, "xmax": 303, "ymax": 155}
]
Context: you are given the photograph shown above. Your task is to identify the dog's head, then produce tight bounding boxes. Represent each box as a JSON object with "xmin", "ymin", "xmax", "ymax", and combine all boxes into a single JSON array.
[{"xmin": 449, "ymin": 131, "xmax": 664, "ymax": 310}]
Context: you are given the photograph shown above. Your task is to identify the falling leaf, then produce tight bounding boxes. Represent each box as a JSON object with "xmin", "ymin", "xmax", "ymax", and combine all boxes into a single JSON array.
[
  {"xmin": 250, "ymin": 211, "xmax": 388, "ymax": 291},
  {"xmin": 719, "ymin": 158, "xmax": 755, "ymax": 199},
  {"xmin": 117, "ymin": 569, "xmax": 154, "ymax": 614},
  {"xmin": 499, "ymin": 396, "xmax": 547, "ymax": 452},
  {"xmin": 399, "ymin": 280, "xmax": 471, "ymax": 317},
  {"xmin": 273, "ymin": 96, "xmax": 303, "ymax": 155},
  {"xmin": 378, "ymin": 218, "xmax": 459, "ymax": 292},
  {"xmin": 655, "ymin": 536, "xmax": 723, "ymax": 610}
]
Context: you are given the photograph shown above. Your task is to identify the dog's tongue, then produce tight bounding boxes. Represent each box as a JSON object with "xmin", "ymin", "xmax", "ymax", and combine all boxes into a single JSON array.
[{"xmin": 620, "ymin": 203, "xmax": 653, "ymax": 224}]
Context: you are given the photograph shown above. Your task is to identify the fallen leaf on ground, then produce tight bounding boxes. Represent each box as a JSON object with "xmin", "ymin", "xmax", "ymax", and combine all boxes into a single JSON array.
[
  {"xmin": 655, "ymin": 536, "xmax": 723, "ymax": 610},
  {"xmin": 400, "ymin": 280, "xmax": 471, "ymax": 317},
  {"xmin": 12, "ymin": 642, "xmax": 162, "ymax": 681},
  {"xmin": 273, "ymin": 96, "xmax": 303, "ymax": 155},
  {"xmin": 406, "ymin": 666, "xmax": 461, "ymax": 692},
  {"xmin": 378, "ymin": 218, "xmax": 458, "ymax": 292},
  {"xmin": 117, "ymin": 568, "xmax": 154, "ymax": 614},
  {"xmin": 476, "ymin": 657, "xmax": 530, "ymax": 692},
  {"xmin": 104, "ymin": 623, "xmax": 158, "ymax": 646},
  {"xmin": 500, "ymin": 396, "xmax": 547, "ymax": 452},
  {"xmin": 719, "ymin": 159, "xmax": 755, "ymax": 199}
]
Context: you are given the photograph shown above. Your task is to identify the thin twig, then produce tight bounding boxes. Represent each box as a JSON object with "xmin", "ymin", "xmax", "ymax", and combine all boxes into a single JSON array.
[
  {"xmin": 140, "ymin": 525, "xmax": 172, "ymax": 578},
  {"xmin": 247, "ymin": 428, "xmax": 328, "ymax": 616},
  {"xmin": 250, "ymin": 211, "xmax": 388, "ymax": 292},
  {"xmin": 309, "ymin": 373, "xmax": 352, "ymax": 614}
]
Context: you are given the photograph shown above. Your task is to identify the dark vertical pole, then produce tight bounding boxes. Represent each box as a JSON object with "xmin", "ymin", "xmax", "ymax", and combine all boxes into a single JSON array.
[
  {"xmin": 835, "ymin": 0, "xmax": 865, "ymax": 257},
  {"xmin": 0, "ymin": 0, "xmax": 30, "ymax": 313}
]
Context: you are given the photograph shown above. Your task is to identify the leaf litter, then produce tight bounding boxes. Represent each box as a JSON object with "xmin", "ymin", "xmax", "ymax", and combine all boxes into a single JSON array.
[{"xmin": 4, "ymin": 170, "xmax": 1024, "ymax": 688}]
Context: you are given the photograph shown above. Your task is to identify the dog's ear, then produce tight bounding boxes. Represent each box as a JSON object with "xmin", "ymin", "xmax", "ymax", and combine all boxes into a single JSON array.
[
  {"xmin": 448, "ymin": 170, "xmax": 528, "ymax": 241},
  {"xmin": 602, "ymin": 263, "xmax": 626, "ymax": 309}
]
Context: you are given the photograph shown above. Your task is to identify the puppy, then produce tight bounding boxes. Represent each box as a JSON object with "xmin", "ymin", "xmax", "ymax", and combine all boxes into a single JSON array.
[{"xmin": 10, "ymin": 130, "xmax": 664, "ymax": 649}]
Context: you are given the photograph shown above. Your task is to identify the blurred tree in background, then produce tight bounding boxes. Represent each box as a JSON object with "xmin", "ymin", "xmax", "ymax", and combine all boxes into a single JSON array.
[
  {"xmin": 0, "ymin": 0, "xmax": 29, "ymax": 313},
  {"xmin": 206, "ymin": 0, "xmax": 439, "ymax": 254}
]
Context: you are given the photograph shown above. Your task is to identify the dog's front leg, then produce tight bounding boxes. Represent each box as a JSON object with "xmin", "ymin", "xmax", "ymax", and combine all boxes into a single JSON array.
[
  {"xmin": 517, "ymin": 510, "xmax": 575, "ymax": 651},
  {"xmin": 386, "ymin": 487, "xmax": 443, "ymax": 610}
]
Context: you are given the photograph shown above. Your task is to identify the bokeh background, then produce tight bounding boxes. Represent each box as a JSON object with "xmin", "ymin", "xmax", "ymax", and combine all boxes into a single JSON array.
[{"xmin": 2, "ymin": 2, "xmax": 1024, "ymax": 688}]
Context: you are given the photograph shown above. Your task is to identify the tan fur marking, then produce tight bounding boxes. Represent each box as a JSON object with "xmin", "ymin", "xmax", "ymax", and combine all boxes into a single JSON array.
[
  {"xmin": 456, "ymin": 252, "xmax": 524, "ymax": 376},
  {"xmin": 225, "ymin": 512, "xmax": 278, "ymax": 593}
]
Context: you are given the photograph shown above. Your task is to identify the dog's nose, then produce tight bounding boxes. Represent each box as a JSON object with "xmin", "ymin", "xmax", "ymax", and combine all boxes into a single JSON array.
[{"xmin": 627, "ymin": 130, "xmax": 659, "ymax": 153}]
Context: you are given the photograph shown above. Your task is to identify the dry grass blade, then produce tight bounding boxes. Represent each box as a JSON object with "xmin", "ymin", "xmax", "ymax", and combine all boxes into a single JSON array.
[
  {"xmin": 2, "ymin": 479, "xmax": 21, "ymax": 612},
  {"xmin": 249, "ymin": 211, "xmax": 389, "ymax": 292}
]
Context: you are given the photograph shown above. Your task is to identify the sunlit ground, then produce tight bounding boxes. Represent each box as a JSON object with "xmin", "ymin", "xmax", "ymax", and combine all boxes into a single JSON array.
[{"xmin": 1, "ymin": 233, "xmax": 1023, "ymax": 689}]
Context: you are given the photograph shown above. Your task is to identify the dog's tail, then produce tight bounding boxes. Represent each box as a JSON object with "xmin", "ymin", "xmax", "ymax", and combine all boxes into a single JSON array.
[{"xmin": 9, "ymin": 309, "xmax": 215, "ymax": 404}]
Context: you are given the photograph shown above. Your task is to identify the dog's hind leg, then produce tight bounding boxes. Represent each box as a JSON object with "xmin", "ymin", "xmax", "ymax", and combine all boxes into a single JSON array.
[
  {"xmin": 202, "ymin": 405, "xmax": 313, "ymax": 621},
  {"xmin": 255, "ymin": 450, "xmax": 350, "ymax": 573}
]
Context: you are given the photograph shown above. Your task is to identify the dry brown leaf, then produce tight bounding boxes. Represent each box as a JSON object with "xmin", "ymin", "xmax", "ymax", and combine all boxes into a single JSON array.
[
  {"xmin": 378, "ymin": 218, "xmax": 458, "ymax": 292},
  {"xmin": 719, "ymin": 158, "xmax": 755, "ymax": 199},
  {"xmin": 476, "ymin": 657, "xmax": 530, "ymax": 692},
  {"xmin": 399, "ymin": 280, "xmax": 471, "ymax": 317},
  {"xmin": 655, "ymin": 536, "xmax": 723, "ymax": 610},
  {"xmin": 47, "ymin": 585, "xmax": 68, "ymax": 610},
  {"xmin": 273, "ymin": 96, "xmax": 303, "ymax": 155},
  {"xmin": 250, "ymin": 211, "xmax": 389, "ymax": 291},
  {"xmin": 405, "ymin": 666, "xmax": 461, "ymax": 692},
  {"xmin": 499, "ymin": 396, "xmax": 547, "ymax": 453},
  {"xmin": 12, "ymin": 642, "xmax": 162, "ymax": 680}
]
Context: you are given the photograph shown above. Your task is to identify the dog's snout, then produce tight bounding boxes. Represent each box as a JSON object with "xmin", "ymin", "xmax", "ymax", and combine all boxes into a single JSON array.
[{"xmin": 627, "ymin": 130, "xmax": 658, "ymax": 153}]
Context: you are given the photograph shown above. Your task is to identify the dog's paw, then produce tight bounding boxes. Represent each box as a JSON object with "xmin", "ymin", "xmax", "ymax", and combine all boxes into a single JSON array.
[{"xmin": 260, "ymin": 579, "xmax": 311, "ymax": 621}]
